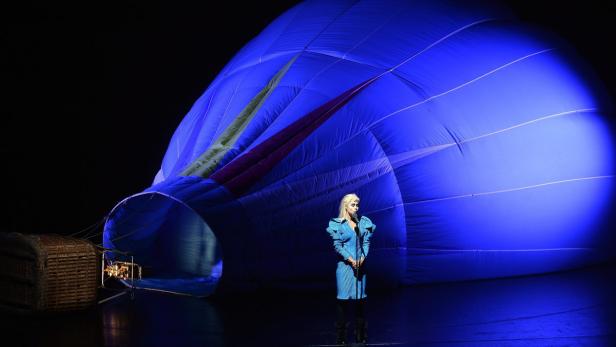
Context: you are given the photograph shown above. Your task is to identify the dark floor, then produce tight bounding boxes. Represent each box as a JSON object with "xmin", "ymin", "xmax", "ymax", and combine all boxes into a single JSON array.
[{"xmin": 3, "ymin": 263, "xmax": 616, "ymax": 347}]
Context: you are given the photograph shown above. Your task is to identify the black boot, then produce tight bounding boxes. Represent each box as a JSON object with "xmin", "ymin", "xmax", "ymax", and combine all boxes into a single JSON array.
[
  {"xmin": 335, "ymin": 322, "xmax": 348, "ymax": 345},
  {"xmin": 355, "ymin": 318, "xmax": 367, "ymax": 344}
]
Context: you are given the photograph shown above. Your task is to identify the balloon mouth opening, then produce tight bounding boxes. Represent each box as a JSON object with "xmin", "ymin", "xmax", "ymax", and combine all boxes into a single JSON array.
[{"xmin": 103, "ymin": 192, "xmax": 223, "ymax": 297}]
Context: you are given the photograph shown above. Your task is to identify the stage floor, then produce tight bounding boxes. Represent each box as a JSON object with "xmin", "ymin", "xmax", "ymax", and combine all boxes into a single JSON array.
[{"xmin": 3, "ymin": 263, "xmax": 616, "ymax": 346}]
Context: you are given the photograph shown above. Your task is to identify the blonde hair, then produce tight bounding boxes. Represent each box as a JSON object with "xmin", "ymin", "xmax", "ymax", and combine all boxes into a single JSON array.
[{"xmin": 338, "ymin": 193, "xmax": 360, "ymax": 220}]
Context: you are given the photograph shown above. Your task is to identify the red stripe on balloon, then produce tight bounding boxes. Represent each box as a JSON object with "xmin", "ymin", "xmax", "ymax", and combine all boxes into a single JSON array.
[{"xmin": 210, "ymin": 76, "xmax": 378, "ymax": 196}]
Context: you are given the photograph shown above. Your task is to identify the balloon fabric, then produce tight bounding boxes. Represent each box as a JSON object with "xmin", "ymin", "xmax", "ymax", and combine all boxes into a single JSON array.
[{"xmin": 103, "ymin": 0, "xmax": 615, "ymax": 297}]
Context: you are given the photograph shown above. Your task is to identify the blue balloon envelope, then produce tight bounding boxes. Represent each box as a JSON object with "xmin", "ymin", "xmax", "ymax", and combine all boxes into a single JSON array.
[{"xmin": 103, "ymin": 0, "xmax": 615, "ymax": 296}]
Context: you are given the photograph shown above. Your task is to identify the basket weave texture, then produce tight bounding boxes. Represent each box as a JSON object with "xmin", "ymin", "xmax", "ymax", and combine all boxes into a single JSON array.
[{"xmin": 0, "ymin": 232, "xmax": 99, "ymax": 313}]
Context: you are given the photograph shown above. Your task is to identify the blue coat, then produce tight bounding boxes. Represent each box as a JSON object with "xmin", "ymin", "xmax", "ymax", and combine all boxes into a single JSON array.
[{"xmin": 326, "ymin": 216, "xmax": 376, "ymax": 300}]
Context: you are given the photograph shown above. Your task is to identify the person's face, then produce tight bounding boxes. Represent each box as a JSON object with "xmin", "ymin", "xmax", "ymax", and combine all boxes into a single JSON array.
[{"xmin": 345, "ymin": 199, "xmax": 359, "ymax": 217}]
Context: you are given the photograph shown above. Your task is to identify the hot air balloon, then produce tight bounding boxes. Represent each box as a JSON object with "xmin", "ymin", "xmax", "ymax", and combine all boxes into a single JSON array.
[{"xmin": 103, "ymin": 0, "xmax": 615, "ymax": 297}]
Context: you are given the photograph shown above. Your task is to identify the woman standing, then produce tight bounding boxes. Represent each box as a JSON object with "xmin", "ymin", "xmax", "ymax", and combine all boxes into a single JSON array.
[{"xmin": 326, "ymin": 193, "xmax": 376, "ymax": 345}]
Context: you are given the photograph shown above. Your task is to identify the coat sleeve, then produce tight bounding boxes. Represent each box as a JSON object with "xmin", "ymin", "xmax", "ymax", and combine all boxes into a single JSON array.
[
  {"xmin": 326, "ymin": 220, "xmax": 352, "ymax": 260},
  {"xmin": 360, "ymin": 216, "xmax": 376, "ymax": 257}
]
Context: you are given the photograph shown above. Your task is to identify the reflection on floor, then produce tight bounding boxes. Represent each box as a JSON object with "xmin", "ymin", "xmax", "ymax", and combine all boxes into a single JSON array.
[{"xmin": 2, "ymin": 263, "xmax": 616, "ymax": 346}]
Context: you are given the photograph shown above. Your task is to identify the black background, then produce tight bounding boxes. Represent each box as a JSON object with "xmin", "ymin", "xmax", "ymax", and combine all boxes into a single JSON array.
[{"xmin": 2, "ymin": 1, "xmax": 615, "ymax": 236}]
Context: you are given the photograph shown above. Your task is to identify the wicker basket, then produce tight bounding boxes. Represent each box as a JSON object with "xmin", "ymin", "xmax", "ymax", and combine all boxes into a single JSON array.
[{"xmin": 0, "ymin": 232, "xmax": 99, "ymax": 314}]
